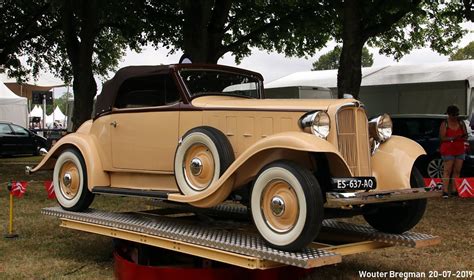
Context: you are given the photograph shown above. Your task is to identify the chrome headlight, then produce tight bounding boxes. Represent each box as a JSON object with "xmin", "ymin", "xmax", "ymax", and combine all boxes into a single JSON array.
[
  {"xmin": 369, "ymin": 113, "xmax": 392, "ymax": 142},
  {"xmin": 299, "ymin": 111, "xmax": 331, "ymax": 139}
]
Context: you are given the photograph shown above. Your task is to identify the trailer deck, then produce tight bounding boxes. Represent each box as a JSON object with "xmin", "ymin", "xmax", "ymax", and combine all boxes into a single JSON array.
[{"xmin": 42, "ymin": 202, "xmax": 440, "ymax": 269}]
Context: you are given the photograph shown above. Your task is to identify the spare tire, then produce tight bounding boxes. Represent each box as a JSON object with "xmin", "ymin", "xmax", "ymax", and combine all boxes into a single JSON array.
[{"xmin": 174, "ymin": 126, "xmax": 234, "ymax": 195}]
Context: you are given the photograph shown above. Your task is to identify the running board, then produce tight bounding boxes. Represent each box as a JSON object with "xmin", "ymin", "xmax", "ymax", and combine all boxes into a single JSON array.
[{"xmin": 92, "ymin": 187, "xmax": 171, "ymax": 199}]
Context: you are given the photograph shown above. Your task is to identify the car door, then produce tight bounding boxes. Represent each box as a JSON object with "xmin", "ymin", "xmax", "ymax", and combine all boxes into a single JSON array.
[
  {"xmin": 0, "ymin": 123, "xmax": 16, "ymax": 155},
  {"xmin": 109, "ymin": 74, "xmax": 181, "ymax": 171},
  {"xmin": 11, "ymin": 124, "xmax": 35, "ymax": 154}
]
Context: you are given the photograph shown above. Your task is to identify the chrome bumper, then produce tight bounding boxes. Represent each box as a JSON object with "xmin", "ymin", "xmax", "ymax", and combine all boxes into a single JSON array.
[{"xmin": 325, "ymin": 187, "xmax": 441, "ymax": 208}]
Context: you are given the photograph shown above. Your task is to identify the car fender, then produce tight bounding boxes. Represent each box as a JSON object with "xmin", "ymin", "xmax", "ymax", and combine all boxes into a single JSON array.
[
  {"xmin": 371, "ymin": 135, "xmax": 426, "ymax": 191},
  {"xmin": 168, "ymin": 131, "xmax": 351, "ymax": 207},
  {"xmin": 30, "ymin": 123, "xmax": 110, "ymax": 189}
]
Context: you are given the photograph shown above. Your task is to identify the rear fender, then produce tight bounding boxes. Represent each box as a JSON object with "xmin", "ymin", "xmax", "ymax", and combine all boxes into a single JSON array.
[
  {"xmin": 168, "ymin": 131, "xmax": 351, "ymax": 207},
  {"xmin": 371, "ymin": 135, "xmax": 426, "ymax": 191},
  {"xmin": 30, "ymin": 133, "xmax": 110, "ymax": 189}
]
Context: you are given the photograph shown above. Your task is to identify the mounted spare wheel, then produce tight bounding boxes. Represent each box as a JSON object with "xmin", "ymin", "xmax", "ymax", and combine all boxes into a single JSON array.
[
  {"xmin": 53, "ymin": 148, "xmax": 94, "ymax": 211},
  {"xmin": 174, "ymin": 126, "xmax": 234, "ymax": 195},
  {"xmin": 251, "ymin": 160, "xmax": 324, "ymax": 251}
]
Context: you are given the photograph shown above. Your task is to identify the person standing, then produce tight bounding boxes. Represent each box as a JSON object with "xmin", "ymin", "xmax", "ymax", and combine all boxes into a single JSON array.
[{"xmin": 439, "ymin": 105, "xmax": 467, "ymax": 198}]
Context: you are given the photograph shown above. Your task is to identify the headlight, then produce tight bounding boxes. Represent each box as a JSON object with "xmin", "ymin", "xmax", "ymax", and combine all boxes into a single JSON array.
[
  {"xmin": 299, "ymin": 111, "xmax": 330, "ymax": 139},
  {"xmin": 369, "ymin": 114, "xmax": 392, "ymax": 142}
]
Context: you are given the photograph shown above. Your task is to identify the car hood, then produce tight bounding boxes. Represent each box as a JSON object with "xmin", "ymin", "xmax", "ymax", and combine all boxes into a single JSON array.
[{"xmin": 191, "ymin": 96, "xmax": 360, "ymax": 111}]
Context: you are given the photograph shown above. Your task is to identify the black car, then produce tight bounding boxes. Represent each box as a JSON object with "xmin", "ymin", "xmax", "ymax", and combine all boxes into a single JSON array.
[
  {"xmin": 391, "ymin": 114, "xmax": 474, "ymax": 178},
  {"xmin": 0, "ymin": 122, "xmax": 47, "ymax": 156}
]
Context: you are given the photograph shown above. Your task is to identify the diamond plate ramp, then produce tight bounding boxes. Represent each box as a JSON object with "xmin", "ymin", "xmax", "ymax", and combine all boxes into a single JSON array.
[{"xmin": 42, "ymin": 207, "xmax": 340, "ymax": 268}]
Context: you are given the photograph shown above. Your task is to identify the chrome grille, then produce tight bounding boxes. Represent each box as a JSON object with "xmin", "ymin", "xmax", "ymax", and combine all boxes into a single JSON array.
[{"xmin": 337, "ymin": 106, "xmax": 371, "ymax": 176}]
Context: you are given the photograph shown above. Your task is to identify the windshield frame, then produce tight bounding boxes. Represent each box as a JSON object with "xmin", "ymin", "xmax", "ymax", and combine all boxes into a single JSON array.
[{"xmin": 176, "ymin": 67, "xmax": 264, "ymax": 101}]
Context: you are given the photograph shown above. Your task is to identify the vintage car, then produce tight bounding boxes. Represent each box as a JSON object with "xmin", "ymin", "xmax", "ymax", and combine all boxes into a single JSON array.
[{"xmin": 28, "ymin": 64, "xmax": 439, "ymax": 251}]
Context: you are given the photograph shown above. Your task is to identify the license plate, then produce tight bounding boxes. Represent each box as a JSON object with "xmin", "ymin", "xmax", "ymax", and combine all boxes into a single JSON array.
[{"xmin": 331, "ymin": 177, "xmax": 376, "ymax": 190}]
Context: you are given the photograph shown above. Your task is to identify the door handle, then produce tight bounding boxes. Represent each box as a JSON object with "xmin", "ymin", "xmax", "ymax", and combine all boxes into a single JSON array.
[{"xmin": 110, "ymin": 121, "xmax": 117, "ymax": 128}]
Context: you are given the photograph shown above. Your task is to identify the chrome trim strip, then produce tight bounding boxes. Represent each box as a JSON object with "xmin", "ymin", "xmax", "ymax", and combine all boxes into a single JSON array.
[{"xmin": 324, "ymin": 188, "xmax": 441, "ymax": 208}]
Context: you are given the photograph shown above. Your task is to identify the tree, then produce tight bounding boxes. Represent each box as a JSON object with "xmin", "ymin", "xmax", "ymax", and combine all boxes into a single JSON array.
[
  {"xmin": 147, "ymin": 1, "xmax": 335, "ymax": 64},
  {"xmin": 330, "ymin": 0, "xmax": 467, "ymax": 98},
  {"xmin": 0, "ymin": 0, "xmax": 58, "ymax": 79},
  {"xmin": 312, "ymin": 46, "xmax": 373, "ymax": 70},
  {"xmin": 450, "ymin": 41, "xmax": 474, "ymax": 60},
  {"xmin": 1, "ymin": 1, "xmax": 148, "ymax": 130}
]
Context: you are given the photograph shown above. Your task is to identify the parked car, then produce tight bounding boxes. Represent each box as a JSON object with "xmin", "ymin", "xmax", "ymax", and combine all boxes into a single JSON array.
[
  {"xmin": 391, "ymin": 114, "xmax": 474, "ymax": 178},
  {"xmin": 0, "ymin": 121, "xmax": 47, "ymax": 156},
  {"xmin": 28, "ymin": 64, "xmax": 439, "ymax": 251}
]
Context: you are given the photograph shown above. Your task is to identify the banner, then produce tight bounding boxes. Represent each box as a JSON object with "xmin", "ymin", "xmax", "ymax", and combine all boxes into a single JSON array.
[
  {"xmin": 10, "ymin": 181, "xmax": 28, "ymax": 198},
  {"xmin": 454, "ymin": 178, "xmax": 474, "ymax": 198},
  {"xmin": 43, "ymin": 180, "xmax": 56, "ymax": 200},
  {"xmin": 423, "ymin": 178, "xmax": 443, "ymax": 191}
]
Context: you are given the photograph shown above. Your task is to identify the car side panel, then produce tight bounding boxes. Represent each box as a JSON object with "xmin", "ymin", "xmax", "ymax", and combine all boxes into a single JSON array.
[{"xmin": 371, "ymin": 135, "xmax": 426, "ymax": 191}]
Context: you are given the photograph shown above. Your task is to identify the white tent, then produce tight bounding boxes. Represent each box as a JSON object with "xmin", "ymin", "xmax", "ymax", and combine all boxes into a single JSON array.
[
  {"xmin": 45, "ymin": 106, "xmax": 67, "ymax": 128},
  {"xmin": 52, "ymin": 106, "xmax": 66, "ymax": 122},
  {"xmin": 266, "ymin": 60, "xmax": 474, "ymax": 115},
  {"xmin": 0, "ymin": 81, "xmax": 27, "ymax": 126},
  {"xmin": 29, "ymin": 105, "xmax": 43, "ymax": 118}
]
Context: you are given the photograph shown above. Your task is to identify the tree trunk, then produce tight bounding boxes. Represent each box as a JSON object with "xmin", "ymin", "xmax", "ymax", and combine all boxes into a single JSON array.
[
  {"xmin": 182, "ymin": 0, "xmax": 231, "ymax": 64},
  {"xmin": 337, "ymin": 0, "xmax": 364, "ymax": 99},
  {"xmin": 71, "ymin": 69, "xmax": 96, "ymax": 131},
  {"xmin": 61, "ymin": 0, "xmax": 99, "ymax": 131}
]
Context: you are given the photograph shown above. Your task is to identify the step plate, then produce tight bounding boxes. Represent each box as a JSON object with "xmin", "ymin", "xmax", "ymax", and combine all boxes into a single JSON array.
[{"xmin": 42, "ymin": 207, "xmax": 340, "ymax": 268}]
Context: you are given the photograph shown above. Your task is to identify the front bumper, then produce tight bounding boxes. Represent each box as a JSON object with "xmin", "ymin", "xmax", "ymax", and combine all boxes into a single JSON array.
[{"xmin": 325, "ymin": 187, "xmax": 441, "ymax": 208}]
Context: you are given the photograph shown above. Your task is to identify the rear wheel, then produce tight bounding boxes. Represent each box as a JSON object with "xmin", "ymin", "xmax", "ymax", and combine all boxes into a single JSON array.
[
  {"xmin": 53, "ymin": 149, "xmax": 94, "ymax": 211},
  {"xmin": 363, "ymin": 167, "xmax": 427, "ymax": 233},
  {"xmin": 250, "ymin": 161, "xmax": 323, "ymax": 251}
]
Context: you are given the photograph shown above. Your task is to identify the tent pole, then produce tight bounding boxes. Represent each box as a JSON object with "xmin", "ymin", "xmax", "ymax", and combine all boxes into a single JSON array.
[{"xmin": 42, "ymin": 94, "xmax": 46, "ymax": 136}]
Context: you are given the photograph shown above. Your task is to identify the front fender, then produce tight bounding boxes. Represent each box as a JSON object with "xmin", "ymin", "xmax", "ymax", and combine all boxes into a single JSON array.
[
  {"xmin": 30, "ymin": 131, "xmax": 110, "ymax": 189},
  {"xmin": 168, "ymin": 131, "xmax": 351, "ymax": 207},
  {"xmin": 371, "ymin": 135, "xmax": 426, "ymax": 191}
]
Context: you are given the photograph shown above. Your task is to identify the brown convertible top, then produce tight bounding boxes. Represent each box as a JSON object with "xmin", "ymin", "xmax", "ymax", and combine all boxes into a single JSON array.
[
  {"xmin": 94, "ymin": 64, "xmax": 264, "ymax": 118},
  {"xmin": 95, "ymin": 65, "xmax": 170, "ymax": 118}
]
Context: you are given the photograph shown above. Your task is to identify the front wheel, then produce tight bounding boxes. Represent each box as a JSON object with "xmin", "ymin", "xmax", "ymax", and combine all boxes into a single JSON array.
[
  {"xmin": 53, "ymin": 149, "xmax": 94, "ymax": 211},
  {"xmin": 363, "ymin": 167, "xmax": 427, "ymax": 233},
  {"xmin": 250, "ymin": 161, "xmax": 323, "ymax": 251}
]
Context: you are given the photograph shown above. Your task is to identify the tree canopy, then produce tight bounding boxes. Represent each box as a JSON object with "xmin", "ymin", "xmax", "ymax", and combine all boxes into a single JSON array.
[
  {"xmin": 0, "ymin": 0, "xmax": 149, "ymax": 130},
  {"xmin": 450, "ymin": 41, "xmax": 474, "ymax": 60},
  {"xmin": 1, "ymin": 0, "xmax": 471, "ymax": 129},
  {"xmin": 312, "ymin": 46, "xmax": 374, "ymax": 71}
]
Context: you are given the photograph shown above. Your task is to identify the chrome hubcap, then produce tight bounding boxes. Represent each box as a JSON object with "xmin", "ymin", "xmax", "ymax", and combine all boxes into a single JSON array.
[
  {"xmin": 270, "ymin": 196, "xmax": 285, "ymax": 217},
  {"xmin": 63, "ymin": 173, "xmax": 72, "ymax": 187},
  {"xmin": 190, "ymin": 158, "xmax": 203, "ymax": 176}
]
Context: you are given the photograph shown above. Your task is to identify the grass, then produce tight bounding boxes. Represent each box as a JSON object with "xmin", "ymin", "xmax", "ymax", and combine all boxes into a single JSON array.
[{"xmin": 0, "ymin": 156, "xmax": 473, "ymax": 279}]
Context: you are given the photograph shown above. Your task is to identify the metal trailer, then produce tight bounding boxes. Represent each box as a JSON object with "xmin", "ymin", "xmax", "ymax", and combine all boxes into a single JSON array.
[{"xmin": 42, "ymin": 202, "xmax": 440, "ymax": 270}]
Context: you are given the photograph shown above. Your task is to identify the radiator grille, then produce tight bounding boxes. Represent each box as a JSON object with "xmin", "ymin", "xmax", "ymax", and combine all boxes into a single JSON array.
[{"xmin": 337, "ymin": 107, "xmax": 371, "ymax": 176}]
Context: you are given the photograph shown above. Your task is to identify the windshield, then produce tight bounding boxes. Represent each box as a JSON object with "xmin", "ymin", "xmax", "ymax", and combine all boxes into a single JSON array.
[{"xmin": 179, "ymin": 69, "xmax": 261, "ymax": 99}]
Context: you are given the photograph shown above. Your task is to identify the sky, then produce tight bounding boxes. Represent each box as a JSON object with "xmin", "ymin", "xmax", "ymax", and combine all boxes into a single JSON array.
[
  {"xmin": 44, "ymin": 22, "xmax": 473, "ymax": 97},
  {"xmin": 118, "ymin": 22, "xmax": 474, "ymax": 84}
]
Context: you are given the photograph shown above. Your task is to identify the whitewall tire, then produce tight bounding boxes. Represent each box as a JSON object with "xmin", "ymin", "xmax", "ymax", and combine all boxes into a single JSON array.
[
  {"xmin": 174, "ymin": 127, "xmax": 234, "ymax": 196},
  {"xmin": 53, "ymin": 149, "xmax": 94, "ymax": 211},
  {"xmin": 251, "ymin": 160, "xmax": 323, "ymax": 251}
]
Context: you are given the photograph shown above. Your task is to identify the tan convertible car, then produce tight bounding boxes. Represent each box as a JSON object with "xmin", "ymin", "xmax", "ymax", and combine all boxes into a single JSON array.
[{"xmin": 28, "ymin": 64, "xmax": 439, "ymax": 251}]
